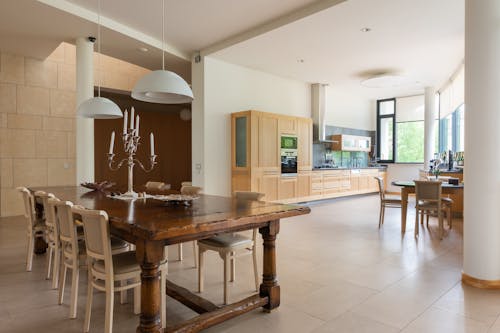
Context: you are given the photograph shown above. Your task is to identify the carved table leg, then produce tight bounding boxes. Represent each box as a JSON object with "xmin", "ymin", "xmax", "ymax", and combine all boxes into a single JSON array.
[
  {"xmin": 135, "ymin": 240, "xmax": 164, "ymax": 333},
  {"xmin": 259, "ymin": 220, "xmax": 280, "ymax": 312}
]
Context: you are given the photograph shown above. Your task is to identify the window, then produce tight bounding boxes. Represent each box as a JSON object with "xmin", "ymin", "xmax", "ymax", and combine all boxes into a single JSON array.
[
  {"xmin": 395, "ymin": 95, "xmax": 425, "ymax": 163},
  {"xmin": 439, "ymin": 103, "xmax": 464, "ymax": 152},
  {"xmin": 377, "ymin": 96, "xmax": 427, "ymax": 163},
  {"xmin": 377, "ymin": 99, "xmax": 395, "ymax": 163}
]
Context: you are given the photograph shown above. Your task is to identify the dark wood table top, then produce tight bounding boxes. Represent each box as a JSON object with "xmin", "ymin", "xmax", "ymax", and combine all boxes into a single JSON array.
[
  {"xmin": 32, "ymin": 186, "xmax": 310, "ymax": 244},
  {"xmin": 391, "ymin": 180, "xmax": 464, "ymax": 188}
]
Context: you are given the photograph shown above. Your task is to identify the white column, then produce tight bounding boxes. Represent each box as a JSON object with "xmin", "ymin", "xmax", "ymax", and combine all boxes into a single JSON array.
[
  {"xmin": 75, "ymin": 37, "xmax": 95, "ymax": 183},
  {"xmin": 423, "ymin": 87, "xmax": 436, "ymax": 170},
  {"xmin": 463, "ymin": 0, "xmax": 500, "ymax": 284},
  {"xmin": 191, "ymin": 54, "xmax": 205, "ymax": 189}
]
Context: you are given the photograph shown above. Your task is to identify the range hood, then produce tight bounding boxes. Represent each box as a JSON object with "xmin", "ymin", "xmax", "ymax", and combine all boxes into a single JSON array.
[{"xmin": 311, "ymin": 83, "xmax": 335, "ymax": 143}]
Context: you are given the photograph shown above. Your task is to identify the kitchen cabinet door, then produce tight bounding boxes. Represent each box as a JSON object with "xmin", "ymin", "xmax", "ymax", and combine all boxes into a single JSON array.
[
  {"xmin": 259, "ymin": 173, "xmax": 279, "ymax": 201},
  {"xmin": 279, "ymin": 117, "xmax": 297, "ymax": 135},
  {"xmin": 297, "ymin": 118, "xmax": 312, "ymax": 171},
  {"xmin": 279, "ymin": 176, "xmax": 298, "ymax": 200},
  {"xmin": 258, "ymin": 114, "xmax": 279, "ymax": 171},
  {"xmin": 297, "ymin": 172, "xmax": 311, "ymax": 197}
]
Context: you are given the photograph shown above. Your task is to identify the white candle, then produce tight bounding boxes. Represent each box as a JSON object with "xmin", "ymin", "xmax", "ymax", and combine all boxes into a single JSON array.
[
  {"xmin": 130, "ymin": 107, "xmax": 135, "ymax": 129},
  {"xmin": 109, "ymin": 131, "xmax": 115, "ymax": 154},
  {"xmin": 123, "ymin": 109, "xmax": 128, "ymax": 135},
  {"xmin": 136, "ymin": 115, "xmax": 140, "ymax": 134},
  {"xmin": 150, "ymin": 133, "xmax": 155, "ymax": 156}
]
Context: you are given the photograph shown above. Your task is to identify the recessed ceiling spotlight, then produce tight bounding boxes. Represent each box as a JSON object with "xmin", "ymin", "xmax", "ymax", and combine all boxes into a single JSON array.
[
  {"xmin": 297, "ymin": 59, "xmax": 305, "ymax": 63},
  {"xmin": 360, "ymin": 27, "xmax": 372, "ymax": 32},
  {"xmin": 137, "ymin": 47, "xmax": 149, "ymax": 52}
]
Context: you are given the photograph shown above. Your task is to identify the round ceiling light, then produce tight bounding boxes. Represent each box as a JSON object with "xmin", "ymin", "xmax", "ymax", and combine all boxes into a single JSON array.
[
  {"xmin": 360, "ymin": 27, "xmax": 371, "ymax": 32},
  {"xmin": 360, "ymin": 75, "xmax": 418, "ymax": 88}
]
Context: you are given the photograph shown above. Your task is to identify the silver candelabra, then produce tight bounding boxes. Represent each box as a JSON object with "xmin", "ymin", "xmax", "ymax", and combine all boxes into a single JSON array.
[{"xmin": 107, "ymin": 108, "xmax": 157, "ymax": 197}]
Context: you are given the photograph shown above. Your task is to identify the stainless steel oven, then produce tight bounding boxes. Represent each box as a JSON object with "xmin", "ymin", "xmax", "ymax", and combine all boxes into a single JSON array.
[{"xmin": 280, "ymin": 135, "xmax": 298, "ymax": 174}]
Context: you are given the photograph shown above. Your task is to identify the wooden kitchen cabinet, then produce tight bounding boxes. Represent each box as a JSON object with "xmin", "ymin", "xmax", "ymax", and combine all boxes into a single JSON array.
[
  {"xmin": 231, "ymin": 110, "xmax": 311, "ymax": 200},
  {"xmin": 278, "ymin": 117, "xmax": 297, "ymax": 135},
  {"xmin": 231, "ymin": 110, "xmax": 382, "ymax": 203},
  {"xmin": 331, "ymin": 134, "xmax": 371, "ymax": 152},
  {"xmin": 311, "ymin": 173, "xmax": 323, "ymax": 196},
  {"xmin": 259, "ymin": 172, "xmax": 279, "ymax": 201},
  {"xmin": 297, "ymin": 172, "xmax": 312, "ymax": 198},
  {"xmin": 279, "ymin": 176, "xmax": 298, "ymax": 200},
  {"xmin": 297, "ymin": 117, "xmax": 312, "ymax": 171},
  {"xmin": 258, "ymin": 114, "xmax": 280, "ymax": 171}
]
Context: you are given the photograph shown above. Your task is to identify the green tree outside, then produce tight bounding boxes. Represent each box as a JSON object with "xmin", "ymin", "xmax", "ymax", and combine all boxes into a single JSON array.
[{"xmin": 396, "ymin": 121, "xmax": 424, "ymax": 162}]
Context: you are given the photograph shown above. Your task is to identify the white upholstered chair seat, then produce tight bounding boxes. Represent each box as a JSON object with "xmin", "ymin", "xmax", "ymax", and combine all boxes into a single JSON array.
[
  {"xmin": 199, "ymin": 234, "xmax": 252, "ymax": 248},
  {"xmin": 93, "ymin": 252, "xmax": 139, "ymax": 275}
]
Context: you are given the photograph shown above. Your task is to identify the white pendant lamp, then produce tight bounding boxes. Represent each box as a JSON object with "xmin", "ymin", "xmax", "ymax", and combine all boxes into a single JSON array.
[
  {"xmin": 77, "ymin": 0, "xmax": 122, "ymax": 119},
  {"xmin": 131, "ymin": 0, "xmax": 193, "ymax": 104}
]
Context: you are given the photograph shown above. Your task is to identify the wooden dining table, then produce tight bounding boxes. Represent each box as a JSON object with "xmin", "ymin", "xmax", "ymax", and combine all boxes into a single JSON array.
[
  {"xmin": 391, "ymin": 180, "xmax": 464, "ymax": 234},
  {"xmin": 31, "ymin": 186, "xmax": 310, "ymax": 333}
]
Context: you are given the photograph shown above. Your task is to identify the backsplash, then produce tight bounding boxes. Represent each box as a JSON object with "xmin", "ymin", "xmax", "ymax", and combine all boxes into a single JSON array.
[{"xmin": 313, "ymin": 125, "xmax": 375, "ymax": 168}]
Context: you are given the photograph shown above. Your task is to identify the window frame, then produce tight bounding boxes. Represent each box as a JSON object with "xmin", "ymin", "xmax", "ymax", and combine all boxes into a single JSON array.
[{"xmin": 376, "ymin": 98, "xmax": 396, "ymax": 163}]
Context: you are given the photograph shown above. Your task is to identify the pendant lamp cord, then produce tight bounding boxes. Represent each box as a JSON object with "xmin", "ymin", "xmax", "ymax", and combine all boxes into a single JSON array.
[
  {"xmin": 97, "ymin": 0, "xmax": 101, "ymax": 97},
  {"xmin": 162, "ymin": 0, "xmax": 165, "ymax": 71}
]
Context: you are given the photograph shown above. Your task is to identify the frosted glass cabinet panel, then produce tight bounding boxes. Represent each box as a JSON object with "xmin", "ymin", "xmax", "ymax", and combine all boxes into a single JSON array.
[{"xmin": 235, "ymin": 116, "xmax": 247, "ymax": 167}]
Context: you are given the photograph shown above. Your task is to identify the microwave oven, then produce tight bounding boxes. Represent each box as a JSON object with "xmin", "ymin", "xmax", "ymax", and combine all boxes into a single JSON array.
[
  {"xmin": 280, "ymin": 135, "xmax": 298, "ymax": 174},
  {"xmin": 281, "ymin": 135, "xmax": 298, "ymax": 150}
]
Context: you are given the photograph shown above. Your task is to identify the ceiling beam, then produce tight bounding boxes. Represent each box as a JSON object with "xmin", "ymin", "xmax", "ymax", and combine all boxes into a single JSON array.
[
  {"xmin": 36, "ymin": 0, "xmax": 191, "ymax": 61},
  {"xmin": 200, "ymin": 0, "xmax": 347, "ymax": 56}
]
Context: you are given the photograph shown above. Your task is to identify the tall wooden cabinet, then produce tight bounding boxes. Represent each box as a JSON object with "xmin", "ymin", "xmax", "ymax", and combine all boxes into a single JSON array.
[{"xmin": 231, "ymin": 110, "xmax": 312, "ymax": 201}]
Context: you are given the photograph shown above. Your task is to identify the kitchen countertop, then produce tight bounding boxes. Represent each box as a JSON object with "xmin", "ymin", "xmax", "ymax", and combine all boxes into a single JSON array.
[
  {"xmin": 312, "ymin": 166, "xmax": 387, "ymax": 171},
  {"xmin": 420, "ymin": 168, "xmax": 463, "ymax": 173}
]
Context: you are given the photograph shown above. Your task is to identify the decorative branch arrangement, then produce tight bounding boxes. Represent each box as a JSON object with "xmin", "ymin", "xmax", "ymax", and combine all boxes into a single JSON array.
[{"xmin": 108, "ymin": 107, "xmax": 157, "ymax": 197}]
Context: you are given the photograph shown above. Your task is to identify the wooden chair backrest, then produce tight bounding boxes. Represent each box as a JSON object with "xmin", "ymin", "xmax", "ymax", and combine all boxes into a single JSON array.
[
  {"xmin": 54, "ymin": 200, "xmax": 79, "ymax": 253},
  {"xmin": 17, "ymin": 187, "xmax": 36, "ymax": 232},
  {"xmin": 145, "ymin": 181, "xmax": 166, "ymax": 190},
  {"xmin": 414, "ymin": 180, "xmax": 442, "ymax": 204},
  {"xmin": 72, "ymin": 206, "xmax": 112, "ymax": 268},
  {"xmin": 34, "ymin": 191, "xmax": 55, "ymax": 227},
  {"xmin": 180, "ymin": 186, "xmax": 202, "ymax": 195},
  {"xmin": 374, "ymin": 177, "xmax": 385, "ymax": 201}
]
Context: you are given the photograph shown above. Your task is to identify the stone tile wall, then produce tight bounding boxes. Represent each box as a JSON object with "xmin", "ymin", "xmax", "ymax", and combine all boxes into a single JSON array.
[{"xmin": 0, "ymin": 43, "xmax": 150, "ymax": 216}]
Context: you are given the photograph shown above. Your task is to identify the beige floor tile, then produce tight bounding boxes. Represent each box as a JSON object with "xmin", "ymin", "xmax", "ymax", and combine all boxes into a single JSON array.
[
  {"xmin": 401, "ymin": 307, "xmax": 489, "ymax": 333},
  {"xmin": 285, "ymin": 279, "xmax": 377, "ymax": 321},
  {"xmin": 434, "ymin": 283, "xmax": 500, "ymax": 326},
  {"xmin": 311, "ymin": 311, "xmax": 399, "ymax": 333},
  {"xmin": 351, "ymin": 266, "xmax": 461, "ymax": 329}
]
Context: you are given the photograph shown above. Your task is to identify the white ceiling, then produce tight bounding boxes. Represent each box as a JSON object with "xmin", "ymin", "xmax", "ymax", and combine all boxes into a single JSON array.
[
  {"xmin": 213, "ymin": 0, "xmax": 465, "ymax": 100},
  {"xmin": 0, "ymin": 0, "xmax": 464, "ymax": 100}
]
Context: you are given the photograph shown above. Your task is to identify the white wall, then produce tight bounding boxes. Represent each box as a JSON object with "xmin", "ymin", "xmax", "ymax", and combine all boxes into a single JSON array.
[
  {"xmin": 324, "ymin": 86, "xmax": 375, "ymax": 130},
  {"xmin": 199, "ymin": 56, "xmax": 311, "ymax": 196},
  {"xmin": 385, "ymin": 163, "xmax": 423, "ymax": 192}
]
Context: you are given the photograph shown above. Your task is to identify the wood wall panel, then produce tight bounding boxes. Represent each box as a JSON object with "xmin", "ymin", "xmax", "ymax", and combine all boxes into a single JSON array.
[{"xmin": 94, "ymin": 91, "xmax": 191, "ymax": 191}]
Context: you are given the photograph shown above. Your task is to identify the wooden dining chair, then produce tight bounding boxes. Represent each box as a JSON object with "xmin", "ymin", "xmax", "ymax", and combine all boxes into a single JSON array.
[
  {"xmin": 17, "ymin": 187, "xmax": 47, "ymax": 272},
  {"xmin": 34, "ymin": 191, "xmax": 60, "ymax": 287},
  {"xmin": 414, "ymin": 180, "xmax": 452, "ymax": 239},
  {"xmin": 174, "ymin": 185, "xmax": 202, "ymax": 266},
  {"xmin": 145, "ymin": 181, "xmax": 170, "ymax": 190},
  {"xmin": 73, "ymin": 206, "xmax": 168, "ymax": 332},
  {"xmin": 197, "ymin": 191, "xmax": 263, "ymax": 304},
  {"xmin": 374, "ymin": 177, "xmax": 402, "ymax": 228},
  {"xmin": 56, "ymin": 200, "xmax": 129, "ymax": 319}
]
